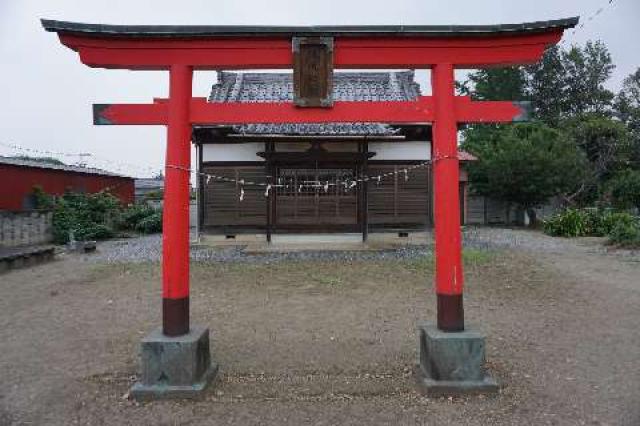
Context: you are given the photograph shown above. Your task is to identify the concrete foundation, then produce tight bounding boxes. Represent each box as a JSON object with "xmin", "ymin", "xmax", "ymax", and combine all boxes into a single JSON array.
[
  {"xmin": 196, "ymin": 231, "xmax": 432, "ymax": 251},
  {"xmin": 416, "ymin": 322, "xmax": 498, "ymax": 396},
  {"xmin": 130, "ymin": 326, "xmax": 218, "ymax": 400}
]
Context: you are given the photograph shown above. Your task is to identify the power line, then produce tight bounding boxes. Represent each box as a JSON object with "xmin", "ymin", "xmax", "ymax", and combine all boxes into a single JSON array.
[
  {"xmin": 560, "ymin": 0, "xmax": 615, "ymax": 46},
  {"xmin": 0, "ymin": 141, "xmax": 162, "ymax": 178},
  {"xmin": 1, "ymin": 140, "xmax": 448, "ymax": 197}
]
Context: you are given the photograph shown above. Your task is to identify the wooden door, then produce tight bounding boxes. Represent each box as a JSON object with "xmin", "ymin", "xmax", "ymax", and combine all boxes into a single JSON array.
[{"xmin": 275, "ymin": 167, "xmax": 358, "ymax": 230}]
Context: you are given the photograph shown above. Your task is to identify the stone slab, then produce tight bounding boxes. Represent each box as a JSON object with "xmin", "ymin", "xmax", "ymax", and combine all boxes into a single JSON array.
[
  {"xmin": 416, "ymin": 322, "xmax": 498, "ymax": 396},
  {"xmin": 130, "ymin": 326, "xmax": 218, "ymax": 400},
  {"xmin": 130, "ymin": 364, "xmax": 218, "ymax": 400},
  {"xmin": 417, "ymin": 372, "xmax": 498, "ymax": 397},
  {"xmin": 0, "ymin": 245, "xmax": 55, "ymax": 273}
]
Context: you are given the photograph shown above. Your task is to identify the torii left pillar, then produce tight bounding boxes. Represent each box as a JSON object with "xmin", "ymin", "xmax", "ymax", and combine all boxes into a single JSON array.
[
  {"xmin": 162, "ymin": 64, "xmax": 192, "ymax": 336},
  {"xmin": 131, "ymin": 65, "xmax": 218, "ymax": 400},
  {"xmin": 431, "ymin": 63, "xmax": 464, "ymax": 332}
]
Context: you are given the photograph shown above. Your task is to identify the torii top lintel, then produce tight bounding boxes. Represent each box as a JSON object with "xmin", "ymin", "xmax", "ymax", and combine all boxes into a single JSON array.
[{"xmin": 42, "ymin": 18, "xmax": 577, "ymax": 70}]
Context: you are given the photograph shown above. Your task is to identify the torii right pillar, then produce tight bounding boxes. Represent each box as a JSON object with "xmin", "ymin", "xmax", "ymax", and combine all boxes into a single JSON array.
[{"xmin": 417, "ymin": 63, "xmax": 498, "ymax": 395}]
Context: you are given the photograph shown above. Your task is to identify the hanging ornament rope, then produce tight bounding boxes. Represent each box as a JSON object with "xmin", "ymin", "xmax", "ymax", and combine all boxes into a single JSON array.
[
  {"xmin": 2, "ymin": 140, "xmax": 442, "ymax": 203},
  {"xmin": 164, "ymin": 159, "xmax": 436, "ymax": 203},
  {"xmin": 2, "ymin": 140, "xmax": 450, "ymax": 193}
]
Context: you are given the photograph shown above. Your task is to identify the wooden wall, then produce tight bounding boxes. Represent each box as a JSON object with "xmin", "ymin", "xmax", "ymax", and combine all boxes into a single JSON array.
[
  {"xmin": 367, "ymin": 164, "xmax": 431, "ymax": 228},
  {"xmin": 200, "ymin": 165, "xmax": 267, "ymax": 228},
  {"xmin": 200, "ymin": 162, "xmax": 432, "ymax": 232}
]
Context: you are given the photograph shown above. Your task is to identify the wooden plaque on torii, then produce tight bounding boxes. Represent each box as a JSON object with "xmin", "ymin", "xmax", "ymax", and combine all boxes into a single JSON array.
[{"xmin": 293, "ymin": 36, "xmax": 334, "ymax": 107}]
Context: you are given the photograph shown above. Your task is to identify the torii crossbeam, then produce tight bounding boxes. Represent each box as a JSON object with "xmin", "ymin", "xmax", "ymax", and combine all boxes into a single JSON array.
[{"xmin": 43, "ymin": 17, "xmax": 577, "ymax": 398}]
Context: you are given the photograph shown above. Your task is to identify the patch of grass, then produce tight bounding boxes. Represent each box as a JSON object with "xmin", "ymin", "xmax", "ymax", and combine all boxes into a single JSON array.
[
  {"xmin": 84, "ymin": 263, "xmax": 126, "ymax": 282},
  {"xmin": 310, "ymin": 273, "xmax": 343, "ymax": 287},
  {"xmin": 403, "ymin": 249, "xmax": 494, "ymax": 272},
  {"xmin": 462, "ymin": 248, "xmax": 494, "ymax": 266},
  {"xmin": 67, "ymin": 262, "xmax": 156, "ymax": 285},
  {"xmin": 404, "ymin": 254, "xmax": 434, "ymax": 272}
]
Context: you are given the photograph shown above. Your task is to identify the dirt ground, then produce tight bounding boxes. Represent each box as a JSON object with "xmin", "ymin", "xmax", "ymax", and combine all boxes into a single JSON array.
[{"xmin": 0, "ymin": 231, "xmax": 638, "ymax": 425}]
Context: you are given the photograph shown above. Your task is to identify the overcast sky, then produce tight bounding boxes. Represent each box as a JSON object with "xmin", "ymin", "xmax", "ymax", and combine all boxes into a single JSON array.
[{"xmin": 0, "ymin": 0, "xmax": 638, "ymax": 178}]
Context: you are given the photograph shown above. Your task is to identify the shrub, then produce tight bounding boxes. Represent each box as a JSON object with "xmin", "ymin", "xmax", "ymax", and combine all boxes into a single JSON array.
[
  {"xmin": 544, "ymin": 207, "xmax": 640, "ymax": 245},
  {"xmin": 134, "ymin": 211, "xmax": 163, "ymax": 234},
  {"xmin": 79, "ymin": 223, "xmax": 114, "ymax": 241},
  {"xmin": 50, "ymin": 191, "xmax": 122, "ymax": 244},
  {"xmin": 119, "ymin": 203, "xmax": 162, "ymax": 234},
  {"xmin": 33, "ymin": 187, "xmax": 164, "ymax": 244},
  {"xmin": 120, "ymin": 204, "xmax": 156, "ymax": 229},
  {"xmin": 597, "ymin": 211, "xmax": 637, "ymax": 236},
  {"xmin": 32, "ymin": 186, "xmax": 55, "ymax": 210},
  {"xmin": 608, "ymin": 220, "xmax": 640, "ymax": 247},
  {"xmin": 543, "ymin": 208, "xmax": 592, "ymax": 237},
  {"xmin": 544, "ymin": 208, "xmax": 638, "ymax": 237}
]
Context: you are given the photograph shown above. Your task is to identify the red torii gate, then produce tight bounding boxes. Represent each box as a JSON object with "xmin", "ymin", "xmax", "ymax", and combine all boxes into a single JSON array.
[{"xmin": 43, "ymin": 18, "xmax": 576, "ymax": 397}]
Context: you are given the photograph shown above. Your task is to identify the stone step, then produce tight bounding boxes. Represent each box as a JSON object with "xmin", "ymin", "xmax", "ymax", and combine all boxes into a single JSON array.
[{"xmin": 0, "ymin": 245, "xmax": 56, "ymax": 273}]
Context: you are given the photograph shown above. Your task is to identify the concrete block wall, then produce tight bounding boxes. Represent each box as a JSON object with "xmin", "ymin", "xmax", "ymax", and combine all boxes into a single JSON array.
[{"xmin": 0, "ymin": 211, "xmax": 53, "ymax": 247}]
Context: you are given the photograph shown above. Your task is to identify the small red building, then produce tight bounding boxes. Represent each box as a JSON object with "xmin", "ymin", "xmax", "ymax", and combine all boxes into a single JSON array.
[{"xmin": 0, "ymin": 157, "xmax": 134, "ymax": 211}]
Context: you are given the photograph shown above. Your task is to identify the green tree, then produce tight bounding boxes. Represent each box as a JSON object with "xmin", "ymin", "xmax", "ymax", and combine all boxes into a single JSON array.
[
  {"xmin": 614, "ymin": 68, "xmax": 640, "ymax": 168},
  {"xmin": 462, "ymin": 123, "xmax": 587, "ymax": 225},
  {"xmin": 458, "ymin": 40, "xmax": 624, "ymax": 214},
  {"xmin": 458, "ymin": 66, "xmax": 527, "ymax": 101},
  {"xmin": 463, "ymin": 41, "xmax": 615, "ymax": 124},
  {"xmin": 564, "ymin": 114, "xmax": 631, "ymax": 204},
  {"xmin": 608, "ymin": 169, "xmax": 640, "ymax": 211},
  {"xmin": 561, "ymin": 41, "xmax": 615, "ymax": 117},
  {"xmin": 525, "ymin": 45, "xmax": 566, "ymax": 125}
]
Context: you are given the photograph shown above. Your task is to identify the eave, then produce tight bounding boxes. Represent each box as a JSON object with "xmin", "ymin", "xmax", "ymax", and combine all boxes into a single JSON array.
[
  {"xmin": 41, "ymin": 18, "xmax": 578, "ymax": 70},
  {"xmin": 41, "ymin": 18, "xmax": 578, "ymax": 38}
]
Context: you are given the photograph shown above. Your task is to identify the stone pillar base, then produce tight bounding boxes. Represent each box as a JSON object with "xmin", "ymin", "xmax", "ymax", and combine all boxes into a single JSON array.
[
  {"xmin": 130, "ymin": 326, "xmax": 218, "ymax": 400},
  {"xmin": 416, "ymin": 322, "xmax": 498, "ymax": 396}
]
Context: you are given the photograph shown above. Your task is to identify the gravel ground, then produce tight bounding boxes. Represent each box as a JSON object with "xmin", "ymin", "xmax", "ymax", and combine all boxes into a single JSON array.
[
  {"xmin": 87, "ymin": 227, "xmax": 640, "ymax": 264},
  {"xmin": 1, "ymin": 227, "xmax": 638, "ymax": 425},
  {"xmin": 88, "ymin": 233, "xmax": 437, "ymax": 264}
]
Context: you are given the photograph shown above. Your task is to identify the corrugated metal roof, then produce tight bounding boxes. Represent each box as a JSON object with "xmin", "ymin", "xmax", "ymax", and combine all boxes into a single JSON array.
[
  {"xmin": 134, "ymin": 178, "xmax": 165, "ymax": 190},
  {"xmin": 209, "ymin": 71, "xmax": 420, "ymax": 135},
  {"xmin": 0, "ymin": 156, "xmax": 128, "ymax": 178}
]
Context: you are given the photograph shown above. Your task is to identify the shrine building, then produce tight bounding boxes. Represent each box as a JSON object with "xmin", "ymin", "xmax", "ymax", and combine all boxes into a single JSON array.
[{"xmin": 193, "ymin": 71, "xmax": 475, "ymax": 240}]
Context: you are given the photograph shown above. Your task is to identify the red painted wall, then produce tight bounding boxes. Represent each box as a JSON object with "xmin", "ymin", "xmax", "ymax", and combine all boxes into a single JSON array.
[{"xmin": 0, "ymin": 163, "xmax": 134, "ymax": 211}]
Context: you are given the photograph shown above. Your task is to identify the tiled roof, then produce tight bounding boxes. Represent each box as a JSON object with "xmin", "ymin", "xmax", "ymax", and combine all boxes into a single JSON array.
[
  {"xmin": 0, "ymin": 156, "xmax": 127, "ymax": 177},
  {"xmin": 208, "ymin": 71, "xmax": 421, "ymax": 135}
]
